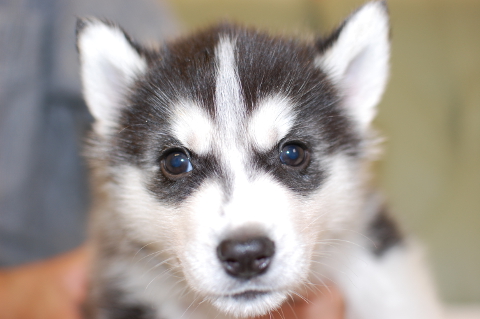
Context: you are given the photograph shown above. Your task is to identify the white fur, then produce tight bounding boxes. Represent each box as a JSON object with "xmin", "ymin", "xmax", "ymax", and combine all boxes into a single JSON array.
[
  {"xmin": 83, "ymin": 4, "xmax": 443, "ymax": 318},
  {"xmin": 107, "ymin": 152, "xmax": 443, "ymax": 319},
  {"xmin": 248, "ymin": 95, "xmax": 296, "ymax": 151},
  {"xmin": 111, "ymin": 165, "xmax": 175, "ymax": 244},
  {"xmin": 109, "ymin": 166, "xmax": 309, "ymax": 317},
  {"xmin": 171, "ymin": 100, "xmax": 215, "ymax": 155},
  {"xmin": 330, "ymin": 241, "xmax": 444, "ymax": 319},
  {"xmin": 315, "ymin": 1, "xmax": 390, "ymax": 132},
  {"xmin": 109, "ymin": 153, "xmax": 369, "ymax": 318},
  {"xmin": 214, "ymin": 37, "xmax": 245, "ymax": 141},
  {"xmin": 162, "ymin": 37, "xmax": 310, "ymax": 316},
  {"xmin": 100, "ymin": 37, "xmax": 324, "ymax": 317},
  {"xmin": 181, "ymin": 177, "xmax": 306, "ymax": 317},
  {"xmin": 78, "ymin": 20, "xmax": 147, "ymax": 136},
  {"xmin": 212, "ymin": 36, "xmax": 250, "ymax": 192},
  {"xmin": 96, "ymin": 166, "xmax": 205, "ymax": 318}
]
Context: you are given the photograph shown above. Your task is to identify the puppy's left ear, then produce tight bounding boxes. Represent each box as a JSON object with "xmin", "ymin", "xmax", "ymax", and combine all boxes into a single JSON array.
[
  {"xmin": 76, "ymin": 18, "xmax": 148, "ymax": 136},
  {"xmin": 316, "ymin": 1, "xmax": 390, "ymax": 132}
]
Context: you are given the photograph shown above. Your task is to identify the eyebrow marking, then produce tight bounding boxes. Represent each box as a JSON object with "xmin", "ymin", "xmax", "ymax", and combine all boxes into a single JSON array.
[
  {"xmin": 248, "ymin": 95, "xmax": 296, "ymax": 151},
  {"xmin": 170, "ymin": 100, "xmax": 214, "ymax": 155}
]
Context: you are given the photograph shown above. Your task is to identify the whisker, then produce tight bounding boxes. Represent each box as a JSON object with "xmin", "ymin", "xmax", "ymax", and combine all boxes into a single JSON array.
[
  {"xmin": 286, "ymin": 298, "xmax": 299, "ymax": 319},
  {"xmin": 300, "ymin": 211, "xmax": 330, "ymax": 232},
  {"xmin": 180, "ymin": 293, "xmax": 200, "ymax": 319},
  {"xmin": 132, "ymin": 241, "xmax": 158, "ymax": 261},
  {"xmin": 276, "ymin": 306, "xmax": 286, "ymax": 319},
  {"xmin": 142, "ymin": 256, "xmax": 175, "ymax": 278},
  {"xmin": 186, "ymin": 295, "xmax": 205, "ymax": 319},
  {"xmin": 309, "ymin": 273, "xmax": 332, "ymax": 296},
  {"xmin": 144, "ymin": 266, "xmax": 175, "ymax": 291},
  {"xmin": 289, "ymin": 290, "xmax": 311, "ymax": 304},
  {"xmin": 314, "ymin": 238, "xmax": 366, "ymax": 250},
  {"xmin": 134, "ymin": 250, "xmax": 163, "ymax": 266}
]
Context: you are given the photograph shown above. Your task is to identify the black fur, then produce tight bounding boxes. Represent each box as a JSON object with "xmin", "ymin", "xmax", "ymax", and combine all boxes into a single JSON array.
[
  {"xmin": 86, "ymin": 287, "xmax": 155, "ymax": 319},
  {"xmin": 251, "ymin": 140, "xmax": 326, "ymax": 195},
  {"xmin": 315, "ymin": 19, "xmax": 346, "ymax": 54},
  {"xmin": 100, "ymin": 304, "xmax": 154, "ymax": 319},
  {"xmin": 368, "ymin": 207, "xmax": 403, "ymax": 256},
  {"xmin": 316, "ymin": 0, "xmax": 389, "ymax": 53},
  {"xmin": 101, "ymin": 24, "xmax": 361, "ymax": 202}
]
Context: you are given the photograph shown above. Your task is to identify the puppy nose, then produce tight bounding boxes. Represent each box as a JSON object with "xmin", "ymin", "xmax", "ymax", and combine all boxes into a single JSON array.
[{"xmin": 217, "ymin": 237, "xmax": 275, "ymax": 279}]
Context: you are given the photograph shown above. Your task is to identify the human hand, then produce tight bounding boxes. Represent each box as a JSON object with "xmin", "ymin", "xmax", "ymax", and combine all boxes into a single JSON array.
[
  {"xmin": 0, "ymin": 245, "xmax": 91, "ymax": 319},
  {"xmin": 0, "ymin": 246, "xmax": 344, "ymax": 319}
]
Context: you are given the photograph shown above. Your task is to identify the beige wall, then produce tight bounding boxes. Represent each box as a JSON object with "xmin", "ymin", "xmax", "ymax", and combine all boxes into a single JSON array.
[{"xmin": 165, "ymin": 0, "xmax": 480, "ymax": 304}]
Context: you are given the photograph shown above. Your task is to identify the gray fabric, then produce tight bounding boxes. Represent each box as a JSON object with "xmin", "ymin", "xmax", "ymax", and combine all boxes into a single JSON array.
[{"xmin": 0, "ymin": 0, "xmax": 178, "ymax": 266}]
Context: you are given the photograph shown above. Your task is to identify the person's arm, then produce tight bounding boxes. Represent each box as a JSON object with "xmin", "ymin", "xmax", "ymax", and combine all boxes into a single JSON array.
[
  {"xmin": 0, "ymin": 245, "xmax": 343, "ymax": 319},
  {"xmin": 0, "ymin": 246, "xmax": 91, "ymax": 319}
]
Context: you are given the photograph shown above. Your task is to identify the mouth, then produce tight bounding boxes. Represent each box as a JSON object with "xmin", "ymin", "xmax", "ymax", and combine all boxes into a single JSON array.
[{"xmin": 230, "ymin": 290, "xmax": 269, "ymax": 300}]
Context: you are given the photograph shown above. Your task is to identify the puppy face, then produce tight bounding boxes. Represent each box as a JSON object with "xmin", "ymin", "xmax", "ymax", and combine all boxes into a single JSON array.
[{"xmin": 78, "ymin": 2, "xmax": 389, "ymax": 316}]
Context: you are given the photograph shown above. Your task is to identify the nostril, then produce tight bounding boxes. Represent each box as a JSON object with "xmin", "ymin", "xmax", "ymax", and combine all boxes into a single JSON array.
[
  {"xmin": 253, "ymin": 257, "xmax": 269, "ymax": 271},
  {"xmin": 217, "ymin": 236, "xmax": 275, "ymax": 279},
  {"xmin": 223, "ymin": 259, "xmax": 240, "ymax": 273}
]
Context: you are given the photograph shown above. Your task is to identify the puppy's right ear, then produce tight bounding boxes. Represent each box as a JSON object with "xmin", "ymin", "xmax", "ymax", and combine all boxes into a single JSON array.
[
  {"xmin": 315, "ymin": 1, "xmax": 390, "ymax": 134},
  {"xmin": 76, "ymin": 18, "xmax": 147, "ymax": 135}
]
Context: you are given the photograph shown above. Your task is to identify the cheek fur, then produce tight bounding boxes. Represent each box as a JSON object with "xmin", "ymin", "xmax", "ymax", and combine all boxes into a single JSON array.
[
  {"xmin": 112, "ymin": 165, "xmax": 201, "ymax": 260},
  {"xmin": 113, "ymin": 166, "xmax": 177, "ymax": 243},
  {"xmin": 303, "ymin": 155, "xmax": 366, "ymax": 235},
  {"xmin": 176, "ymin": 175, "xmax": 314, "ymax": 294},
  {"xmin": 110, "ymin": 155, "xmax": 366, "ymax": 303}
]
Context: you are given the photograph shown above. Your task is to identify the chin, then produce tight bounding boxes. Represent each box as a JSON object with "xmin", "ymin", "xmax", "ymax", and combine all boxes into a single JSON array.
[{"xmin": 210, "ymin": 290, "xmax": 288, "ymax": 317}]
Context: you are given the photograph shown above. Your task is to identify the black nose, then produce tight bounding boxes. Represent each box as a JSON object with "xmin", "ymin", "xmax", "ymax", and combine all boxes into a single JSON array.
[{"xmin": 217, "ymin": 236, "xmax": 275, "ymax": 279}]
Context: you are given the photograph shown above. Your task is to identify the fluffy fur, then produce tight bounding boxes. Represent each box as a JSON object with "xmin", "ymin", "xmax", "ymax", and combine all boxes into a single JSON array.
[{"xmin": 77, "ymin": 2, "xmax": 443, "ymax": 318}]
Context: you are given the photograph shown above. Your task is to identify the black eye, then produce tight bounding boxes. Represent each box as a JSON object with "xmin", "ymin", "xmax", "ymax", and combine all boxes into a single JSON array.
[
  {"xmin": 161, "ymin": 150, "xmax": 193, "ymax": 177},
  {"xmin": 280, "ymin": 144, "xmax": 308, "ymax": 167}
]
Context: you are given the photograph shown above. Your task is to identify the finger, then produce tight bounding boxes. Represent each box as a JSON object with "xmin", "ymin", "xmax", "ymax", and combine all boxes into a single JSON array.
[
  {"xmin": 55, "ymin": 245, "xmax": 93, "ymax": 303},
  {"xmin": 301, "ymin": 285, "xmax": 345, "ymax": 319}
]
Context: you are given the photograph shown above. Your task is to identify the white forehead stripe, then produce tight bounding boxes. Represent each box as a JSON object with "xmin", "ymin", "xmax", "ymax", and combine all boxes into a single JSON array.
[
  {"xmin": 171, "ymin": 100, "xmax": 214, "ymax": 155},
  {"xmin": 214, "ymin": 36, "xmax": 244, "ymax": 134},
  {"xmin": 248, "ymin": 96, "xmax": 296, "ymax": 151},
  {"xmin": 214, "ymin": 36, "xmax": 250, "ymax": 186}
]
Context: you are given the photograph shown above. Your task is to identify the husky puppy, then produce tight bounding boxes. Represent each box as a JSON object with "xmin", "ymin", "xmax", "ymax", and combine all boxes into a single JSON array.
[{"xmin": 77, "ymin": 1, "xmax": 442, "ymax": 318}]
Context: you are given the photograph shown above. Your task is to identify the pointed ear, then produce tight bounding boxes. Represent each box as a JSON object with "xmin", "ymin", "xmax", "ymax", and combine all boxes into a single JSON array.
[
  {"xmin": 316, "ymin": 1, "xmax": 390, "ymax": 132},
  {"xmin": 76, "ymin": 18, "xmax": 148, "ymax": 135}
]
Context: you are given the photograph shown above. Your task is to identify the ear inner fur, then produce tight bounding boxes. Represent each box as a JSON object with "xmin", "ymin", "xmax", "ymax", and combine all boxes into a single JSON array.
[{"xmin": 315, "ymin": 1, "xmax": 390, "ymax": 132}]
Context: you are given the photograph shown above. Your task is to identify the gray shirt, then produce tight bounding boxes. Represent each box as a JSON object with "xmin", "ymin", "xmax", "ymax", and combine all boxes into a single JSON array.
[{"xmin": 0, "ymin": 0, "xmax": 177, "ymax": 266}]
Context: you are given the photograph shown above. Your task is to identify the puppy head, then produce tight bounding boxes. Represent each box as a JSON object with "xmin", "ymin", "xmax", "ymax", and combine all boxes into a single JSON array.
[{"xmin": 77, "ymin": 1, "xmax": 389, "ymax": 316}]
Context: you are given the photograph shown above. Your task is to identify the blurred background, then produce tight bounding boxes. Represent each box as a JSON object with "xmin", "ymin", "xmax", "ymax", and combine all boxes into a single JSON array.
[
  {"xmin": 164, "ymin": 0, "xmax": 480, "ymax": 307},
  {"xmin": 0, "ymin": 0, "xmax": 478, "ymax": 314}
]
